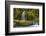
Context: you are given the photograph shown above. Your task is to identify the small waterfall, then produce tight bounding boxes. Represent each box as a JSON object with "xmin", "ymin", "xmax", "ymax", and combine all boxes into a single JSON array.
[{"xmin": 21, "ymin": 11, "xmax": 25, "ymax": 20}]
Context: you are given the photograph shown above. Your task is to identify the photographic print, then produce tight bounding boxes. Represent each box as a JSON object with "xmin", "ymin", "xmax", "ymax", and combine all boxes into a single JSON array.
[
  {"xmin": 5, "ymin": 1, "xmax": 45, "ymax": 35},
  {"xmin": 13, "ymin": 8, "xmax": 39, "ymax": 27}
]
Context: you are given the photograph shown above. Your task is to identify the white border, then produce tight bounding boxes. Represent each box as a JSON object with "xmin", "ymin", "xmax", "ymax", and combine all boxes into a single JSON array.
[{"xmin": 9, "ymin": 5, "xmax": 43, "ymax": 33}]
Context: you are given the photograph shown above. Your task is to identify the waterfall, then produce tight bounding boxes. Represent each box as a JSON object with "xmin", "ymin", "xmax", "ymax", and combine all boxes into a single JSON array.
[{"xmin": 21, "ymin": 11, "xmax": 25, "ymax": 20}]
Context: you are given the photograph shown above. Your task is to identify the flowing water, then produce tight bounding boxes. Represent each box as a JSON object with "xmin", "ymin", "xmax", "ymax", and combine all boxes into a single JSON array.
[{"xmin": 21, "ymin": 11, "xmax": 25, "ymax": 20}]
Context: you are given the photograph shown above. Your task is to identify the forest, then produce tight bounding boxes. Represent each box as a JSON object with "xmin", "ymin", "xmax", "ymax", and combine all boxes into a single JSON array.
[{"xmin": 13, "ymin": 8, "xmax": 39, "ymax": 27}]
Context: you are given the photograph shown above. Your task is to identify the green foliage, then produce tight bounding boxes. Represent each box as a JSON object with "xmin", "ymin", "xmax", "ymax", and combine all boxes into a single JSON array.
[
  {"xmin": 13, "ymin": 8, "xmax": 39, "ymax": 26},
  {"xmin": 14, "ymin": 8, "xmax": 23, "ymax": 20},
  {"xmin": 26, "ymin": 9, "xmax": 39, "ymax": 21},
  {"xmin": 14, "ymin": 8, "xmax": 39, "ymax": 21}
]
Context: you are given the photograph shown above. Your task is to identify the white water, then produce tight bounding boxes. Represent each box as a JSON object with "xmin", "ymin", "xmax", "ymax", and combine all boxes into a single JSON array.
[{"xmin": 21, "ymin": 11, "xmax": 25, "ymax": 20}]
